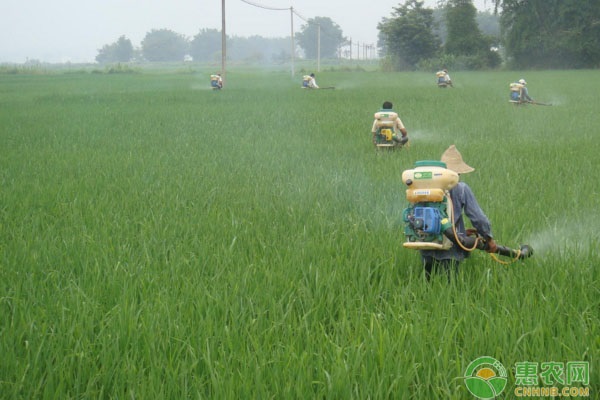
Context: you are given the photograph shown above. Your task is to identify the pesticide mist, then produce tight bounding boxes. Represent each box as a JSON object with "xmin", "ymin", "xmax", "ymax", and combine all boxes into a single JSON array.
[{"xmin": 527, "ymin": 212, "xmax": 599, "ymax": 259}]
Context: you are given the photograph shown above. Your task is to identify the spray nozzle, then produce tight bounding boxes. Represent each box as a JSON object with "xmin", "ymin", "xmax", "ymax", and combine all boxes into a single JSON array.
[
  {"xmin": 493, "ymin": 243, "xmax": 534, "ymax": 260},
  {"xmin": 518, "ymin": 245, "xmax": 533, "ymax": 259}
]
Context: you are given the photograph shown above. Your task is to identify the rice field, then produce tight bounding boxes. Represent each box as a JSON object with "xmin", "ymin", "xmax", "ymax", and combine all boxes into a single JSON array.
[{"xmin": 0, "ymin": 67, "xmax": 598, "ymax": 399}]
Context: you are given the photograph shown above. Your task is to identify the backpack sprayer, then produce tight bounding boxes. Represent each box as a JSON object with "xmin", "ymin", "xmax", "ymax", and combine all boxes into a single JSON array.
[
  {"xmin": 401, "ymin": 161, "xmax": 533, "ymax": 263},
  {"xmin": 210, "ymin": 75, "xmax": 222, "ymax": 89}
]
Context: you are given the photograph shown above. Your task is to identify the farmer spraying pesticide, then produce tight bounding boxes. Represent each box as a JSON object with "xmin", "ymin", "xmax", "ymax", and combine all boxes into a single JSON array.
[
  {"xmin": 436, "ymin": 69, "xmax": 453, "ymax": 88},
  {"xmin": 301, "ymin": 73, "xmax": 334, "ymax": 90},
  {"xmin": 302, "ymin": 73, "xmax": 319, "ymax": 89},
  {"xmin": 401, "ymin": 145, "xmax": 533, "ymax": 281},
  {"xmin": 509, "ymin": 78, "xmax": 532, "ymax": 103},
  {"xmin": 210, "ymin": 74, "xmax": 223, "ymax": 90},
  {"xmin": 509, "ymin": 78, "xmax": 550, "ymax": 105},
  {"xmin": 371, "ymin": 101, "xmax": 409, "ymax": 150}
]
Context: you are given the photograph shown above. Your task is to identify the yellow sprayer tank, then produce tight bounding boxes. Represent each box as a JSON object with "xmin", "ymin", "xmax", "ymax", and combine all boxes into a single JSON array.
[
  {"xmin": 374, "ymin": 111, "xmax": 398, "ymax": 128},
  {"xmin": 402, "ymin": 161, "xmax": 459, "ymax": 202},
  {"xmin": 510, "ymin": 82, "xmax": 523, "ymax": 92}
]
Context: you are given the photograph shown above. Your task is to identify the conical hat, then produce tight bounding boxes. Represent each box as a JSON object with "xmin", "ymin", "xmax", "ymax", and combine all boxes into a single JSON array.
[{"xmin": 441, "ymin": 145, "xmax": 474, "ymax": 174}]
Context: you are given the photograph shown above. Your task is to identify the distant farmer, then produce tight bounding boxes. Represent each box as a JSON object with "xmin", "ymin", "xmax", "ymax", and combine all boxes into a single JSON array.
[
  {"xmin": 371, "ymin": 101, "xmax": 409, "ymax": 147},
  {"xmin": 302, "ymin": 73, "xmax": 319, "ymax": 89},
  {"xmin": 420, "ymin": 145, "xmax": 497, "ymax": 281},
  {"xmin": 436, "ymin": 69, "xmax": 453, "ymax": 88},
  {"xmin": 210, "ymin": 74, "xmax": 223, "ymax": 90},
  {"xmin": 509, "ymin": 78, "xmax": 533, "ymax": 103}
]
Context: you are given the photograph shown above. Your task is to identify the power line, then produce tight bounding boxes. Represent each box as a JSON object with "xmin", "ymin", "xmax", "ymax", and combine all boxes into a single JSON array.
[
  {"xmin": 239, "ymin": 0, "xmax": 296, "ymax": 75},
  {"xmin": 238, "ymin": 0, "xmax": 376, "ymax": 61},
  {"xmin": 292, "ymin": 9, "xmax": 309, "ymax": 23},
  {"xmin": 239, "ymin": 0, "xmax": 309, "ymax": 23},
  {"xmin": 239, "ymin": 0, "xmax": 288, "ymax": 11},
  {"xmin": 239, "ymin": 0, "xmax": 339, "ymax": 43}
]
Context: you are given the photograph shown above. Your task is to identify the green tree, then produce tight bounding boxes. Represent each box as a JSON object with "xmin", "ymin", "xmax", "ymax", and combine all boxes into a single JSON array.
[
  {"xmin": 441, "ymin": 0, "xmax": 501, "ymax": 68},
  {"xmin": 189, "ymin": 29, "xmax": 222, "ymax": 62},
  {"xmin": 445, "ymin": 0, "xmax": 486, "ymax": 56},
  {"xmin": 95, "ymin": 35, "xmax": 134, "ymax": 63},
  {"xmin": 377, "ymin": 0, "xmax": 440, "ymax": 70},
  {"xmin": 494, "ymin": 0, "xmax": 600, "ymax": 68},
  {"xmin": 141, "ymin": 29, "xmax": 189, "ymax": 62},
  {"xmin": 432, "ymin": 8, "xmax": 499, "ymax": 46},
  {"xmin": 296, "ymin": 17, "xmax": 346, "ymax": 59}
]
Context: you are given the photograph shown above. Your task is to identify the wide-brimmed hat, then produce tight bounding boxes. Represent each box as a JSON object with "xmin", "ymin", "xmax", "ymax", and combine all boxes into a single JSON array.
[{"xmin": 441, "ymin": 145, "xmax": 474, "ymax": 174}]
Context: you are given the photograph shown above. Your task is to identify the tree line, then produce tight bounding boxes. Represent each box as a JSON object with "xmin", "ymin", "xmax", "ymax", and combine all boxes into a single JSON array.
[
  {"xmin": 378, "ymin": 0, "xmax": 600, "ymax": 70},
  {"xmin": 96, "ymin": 29, "xmax": 289, "ymax": 64},
  {"xmin": 98, "ymin": 0, "xmax": 599, "ymax": 70},
  {"xmin": 96, "ymin": 17, "xmax": 345, "ymax": 64}
]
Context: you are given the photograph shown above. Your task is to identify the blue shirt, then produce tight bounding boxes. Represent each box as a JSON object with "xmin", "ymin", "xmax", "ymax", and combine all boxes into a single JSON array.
[
  {"xmin": 521, "ymin": 86, "xmax": 533, "ymax": 101},
  {"xmin": 420, "ymin": 182, "xmax": 493, "ymax": 261}
]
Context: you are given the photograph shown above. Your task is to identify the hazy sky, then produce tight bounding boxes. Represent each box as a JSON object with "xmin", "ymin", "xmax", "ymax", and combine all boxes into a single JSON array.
[{"xmin": 0, "ymin": 0, "xmax": 492, "ymax": 63}]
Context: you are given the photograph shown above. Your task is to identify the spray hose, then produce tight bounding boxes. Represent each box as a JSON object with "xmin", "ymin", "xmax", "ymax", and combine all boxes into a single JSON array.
[
  {"xmin": 444, "ymin": 192, "xmax": 532, "ymax": 265},
  {"xmin": 446, "ymin": 194, "xmax": 481, "ymax": 252},
  {"xmin": 490, "ymin": 252, "xmax": 520, "ymax": 265}
]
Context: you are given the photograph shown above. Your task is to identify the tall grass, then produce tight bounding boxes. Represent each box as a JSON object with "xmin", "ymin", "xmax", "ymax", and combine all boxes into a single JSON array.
[{"xmin": 1, "ymin": 68, "xmax": 598, "ymax": 399}]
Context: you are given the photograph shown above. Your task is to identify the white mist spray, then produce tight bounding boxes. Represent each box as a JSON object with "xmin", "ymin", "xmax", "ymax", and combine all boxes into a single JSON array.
[{"xmin": 526, "ymin": 213, "xmax": 599, "ymax": 259}]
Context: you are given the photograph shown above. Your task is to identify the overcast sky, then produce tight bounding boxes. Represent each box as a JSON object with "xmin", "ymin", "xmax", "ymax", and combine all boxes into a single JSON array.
[{"xmin": 0, "ymin": 0, "xmax": 493, "ymax": 63}]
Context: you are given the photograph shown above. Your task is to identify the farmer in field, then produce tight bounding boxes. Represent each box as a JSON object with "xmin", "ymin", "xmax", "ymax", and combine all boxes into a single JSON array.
[
  {"xmin": 302, "ymin": 73, "xmax": 319, "ymax": 89},
  {"xmin": 421, "ymin": 145, "xmax": 497, "ymax": 281},
  {"xmin": 371, "ymin": 101, "xmax": 409, "ymax": 146},
  {"xmin": 436, "ymin": 69, "xmax": 453, "ymax": 88},
  {"xmin": 211, "ymin": 73, "xmax": 223, "ymax": 89},
  {"xmin": 509, "ymin": 78, "xmax": 533, "ymax": 103}
]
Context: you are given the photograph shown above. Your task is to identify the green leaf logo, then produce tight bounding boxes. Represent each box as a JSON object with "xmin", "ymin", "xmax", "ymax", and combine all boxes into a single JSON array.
[{"xmin": 464, "ymin": 356, "xmax": 507, "ymax": 399}]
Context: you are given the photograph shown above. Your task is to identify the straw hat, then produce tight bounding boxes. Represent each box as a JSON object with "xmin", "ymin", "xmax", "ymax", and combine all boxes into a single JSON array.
[{"xmin": 441, "ymin": 145, "xmax": 474, "ymax": 174}]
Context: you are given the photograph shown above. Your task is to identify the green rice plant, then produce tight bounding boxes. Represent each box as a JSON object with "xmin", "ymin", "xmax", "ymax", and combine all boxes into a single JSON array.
[{"xmin": 0, "ymin": 68, "xmax": 598, "ymax": 399}]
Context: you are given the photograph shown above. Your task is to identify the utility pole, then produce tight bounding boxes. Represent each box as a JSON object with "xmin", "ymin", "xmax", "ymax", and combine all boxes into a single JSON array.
[
  {"xmin": 349, "ymin": 39, "xmax": 352, "ymax": 60},
  {"xmin": 317, "ymin": 23, "xmax": 321, "ymax": 72},
  {"xmin": 290, "ymin": 7, "xmax": 295, "ymax": 77},
  {"xmin": 221, "ymin": 0, "xmax": 226, "ymax": 85}
]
